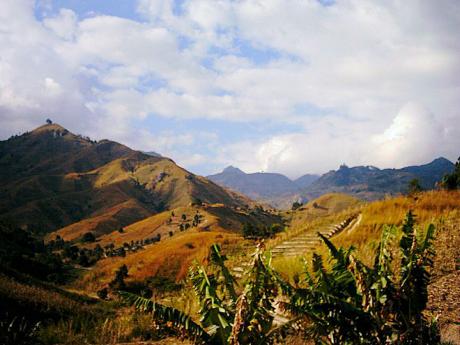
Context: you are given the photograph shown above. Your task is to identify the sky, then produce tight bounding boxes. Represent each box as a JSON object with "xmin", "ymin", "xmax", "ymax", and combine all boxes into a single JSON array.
[{"xmin": 0, "ymin": 0, "xmax": 459, "ymax": 179}]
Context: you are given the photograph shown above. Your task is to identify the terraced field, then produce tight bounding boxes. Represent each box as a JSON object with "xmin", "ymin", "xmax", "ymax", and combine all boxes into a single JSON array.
[
  {"xmin": 271, "ymin": 215, "xmax": 358, "ymax": 257},
  {"xmin": 231, "ymin": 214, "xmax": 360, "ymax": 279}
]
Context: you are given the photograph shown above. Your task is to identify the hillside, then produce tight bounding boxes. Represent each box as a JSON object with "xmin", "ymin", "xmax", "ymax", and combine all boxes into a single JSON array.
[
  {"xmin": 0, "ymin": 123, "xmax": 254, "ymax": 236},
  {"xmin": 302, "ymin": 158, "xmax": 454, "ymax": 201},
  {"xmin": 207, "ymin": 166, "xmax": 317, "ymax": 209},
  {"xmin": 294, "ymin": 173, "xmax": 320, "ymax": 189}
]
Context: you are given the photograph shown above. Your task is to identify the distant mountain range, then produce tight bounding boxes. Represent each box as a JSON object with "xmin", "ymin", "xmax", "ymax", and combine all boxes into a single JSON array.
[
  {"xmin": 207, "ymin": 167, "xmax": 319, "ymax": 209},
  {"xmin": 208, "ymin": 158, "xmax": 455, "ymax": 208}
]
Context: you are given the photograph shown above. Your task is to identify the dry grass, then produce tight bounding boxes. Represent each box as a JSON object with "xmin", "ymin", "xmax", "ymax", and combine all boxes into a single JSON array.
[
  {"xmin": 268, "ymin": 193, "xmax": 362, "ymax": 250},
  {"xmin": 75, "ymin": 230, "xmax": 243, "ymax": 292},
  {"xmin": 273, "ymin": 190, "xmax": 460, "ymax": 280},
  {"xmin": 326, "ymin": 190, "xmax": 460, "ymax": 265},
  {"xmin": 51, "ymin": 199, "xmax": 152, "ymax": 241}
]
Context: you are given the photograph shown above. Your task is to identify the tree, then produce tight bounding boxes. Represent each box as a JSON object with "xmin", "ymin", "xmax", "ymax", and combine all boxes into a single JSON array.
[
  {"xmin": 291, "ymin": 201, "xmax": 302, "ymax": 210},
  {"xmin": 408, "ymin": 178, "xmax": 423, "ymax": 194},
  {"xmin": 81, "ymin": 232, "xmax": 96, "ymax": 243},
  {"xmin": 110, "ymin": 264, "xmax": 129, "ymax": 290},
  {"xmin": 441, "ymin": 156, "xmax": 460, "ymax": 190},
  {"xmin": 97, "ymin": 287, "xmax": 108, "ymax": 300}
]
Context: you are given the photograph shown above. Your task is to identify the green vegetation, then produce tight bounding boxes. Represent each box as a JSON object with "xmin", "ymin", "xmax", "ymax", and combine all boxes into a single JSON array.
[
  {"xmin": 291, "ymin": 201, "xmax": 303, "ymax": 210},
  {"xmin": 441, "ymin": 156, "xmax": 460, "ymax": 190},
  {"xmin": 242, "ymin": 222, "xmax": 283, "ymax": 239},
  {"xmin": 408, "ymin": 178, "xmax": 423, "ymax": 194},
  {"xmin": 122, "ymin": 244, "xmax": 285, "ymax": 344},
  {"xmin": 275, "ymin": 212, "xmax": 440, "ymax": 344}
]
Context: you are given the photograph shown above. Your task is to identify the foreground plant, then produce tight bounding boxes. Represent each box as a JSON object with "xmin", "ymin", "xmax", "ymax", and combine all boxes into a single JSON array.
[
  {"xmin": 121, "ymin": 243, "xmax": 287, "ymax": 344},
  {"xmin": 275, "ymin": 211, "xmax": 440, "ymax": 344}
]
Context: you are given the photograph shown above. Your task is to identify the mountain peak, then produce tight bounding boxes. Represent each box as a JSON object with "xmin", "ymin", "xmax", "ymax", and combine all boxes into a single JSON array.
[
  {"xmin": 430, "ymin": 157, "xmax": 453, "ymax": 165},
  {"xmin": 32, "ymin": 122, "xmax": 68, "ymax": 134},
  {"xmin": 223, "ymin": 166, "xmax": 245, "ymax": 174}
]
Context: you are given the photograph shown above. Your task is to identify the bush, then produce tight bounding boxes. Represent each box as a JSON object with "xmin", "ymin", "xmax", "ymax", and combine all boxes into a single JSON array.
[
  {"xmin": 97, "ymin": 288, "xmax": 108, "ymax": 300},
  {"xmin": 81, "ymin": 232, "xmax": 95, "ymax": 243}
]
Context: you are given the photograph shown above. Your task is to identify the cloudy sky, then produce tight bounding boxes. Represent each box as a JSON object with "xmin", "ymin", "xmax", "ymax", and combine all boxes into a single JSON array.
[{"xmin": 1, "ymin": 0, "xmax": 459, "ymax": 178}]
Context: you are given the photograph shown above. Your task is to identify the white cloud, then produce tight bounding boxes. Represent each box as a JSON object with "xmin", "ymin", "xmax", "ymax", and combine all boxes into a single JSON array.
[
  {"xmin": 43, "ymin": 8, "xmax": 77, "ymax": 40},
  {"xmin": 0, "ymin": 0, "xmax": 459, "ymax": 176},
  {"xmin": 372, "ymin": 102, "xmax": 452, "ymax": 168}
]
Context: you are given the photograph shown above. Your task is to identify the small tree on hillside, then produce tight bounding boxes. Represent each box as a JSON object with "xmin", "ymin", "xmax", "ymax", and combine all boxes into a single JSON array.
[
  {"xmin": 81, "ymin": 232, "xmax": 96, "ymax": 243},
  {"xmin": 292, "ymin": 201, "xmax": 302, "ymax": 210},
  {"xmin": 440, "ymin": 156, "xmax": 460, "ymax": 190},
  {"xmin": 109, "ymin": 264, "xmax": 129, "ymax": 290},
  {"xmin": 408, "ymin": 178, "xmax": 423, "ymax": 195}
]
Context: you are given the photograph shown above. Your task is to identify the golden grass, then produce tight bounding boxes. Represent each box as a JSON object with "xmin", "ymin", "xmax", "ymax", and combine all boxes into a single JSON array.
[
  {"xmin": 268, "ymin": 193, "xmax": 362, "ymax": 250},
  {"xmin": 50, "ymin": 199, "xmax": 152, "ymax": 241},
  {"xmin": 76, "ymin": 230, "xmax": 243, "ymax": 291},
  {"xmin": 84, "ymin": 204, "xmax": 252, "ymax": 249},
  {"xmin": 273, "ymin": 190, "xmax": 460, "ymax": 279},
  {"xmin": 328, "ymin": 190, "xmax": 460, "ymax": 263}
]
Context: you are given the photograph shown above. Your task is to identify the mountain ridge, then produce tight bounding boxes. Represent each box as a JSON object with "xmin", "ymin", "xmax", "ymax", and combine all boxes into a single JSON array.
[
  {"xmin": 207, "ymin": 166, "xmax": 319, "ymax": 209},
  {"xmin": 208, "ymin": 157, "xmax": 454, "ymax": 208},
  {"xmin": 302, "ymin": 157, "xmax": 454, "ymax": 201},
  {"xmin": 0, "ymin": 123, "xmax": 257, "ymax": 236}
]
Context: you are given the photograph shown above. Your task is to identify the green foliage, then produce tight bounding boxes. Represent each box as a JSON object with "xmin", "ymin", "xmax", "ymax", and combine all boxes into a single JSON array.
[
  {"xmin": 0, "ymin": 223, "xmax": 66, "ymax": 283},
  {"xmin": 441, "ymin": 156, "xmax": 460, "ymax": 190},
  {"xmin": 408, "ymin": 178, "xmax": 423, "ymax": 194},
  {"xmin": 81, "ymin": 232, "xmax": 96, "ymax": 243},
  {"xmin": 120, "ymin": 212, "xmax": 440, "ymax": 344},
  {"xmin": 276, "ymin": 211, "xmax": 440, "ymax": 344},
  {"xmin": 242, "ymin": 223, "xmax": 282, "ymax": 239},
  {"xmin": 109, "ymin": 265, "xmax": 129, "ymax": 291},
  {"xmin": 292, "ymin": 201, "xmax": 303, "ymax": 210},
  {"xmin": 121, "ymin": 244, "xmax": 283, "ymax": 344},
  {"xmin": 97, "ymin": 288, "xmax": 108, "ymax": 300}
]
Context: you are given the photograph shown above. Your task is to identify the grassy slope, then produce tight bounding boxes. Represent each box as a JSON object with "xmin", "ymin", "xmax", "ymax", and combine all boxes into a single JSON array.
[
  {"xmin": 72, "ymin": 202, "xmax": 281, "ymax": 291},
  {"xmin": 269, "ymin": 193, "xmax": 362, "ymax": 248},
  {"xmin": 328, "ymin": 190, "xmax": 460, "ymax": 264},
  {"xmin": 272, "ymin": 191, "xmax": 460, "ymax": 283},
  {"xmin": 1, "ymin": 124, "xmax": 254, "ymax": 238},
  {"xmin": 76, "ymin": 230, "xmax": 244, "ymax": 292}
]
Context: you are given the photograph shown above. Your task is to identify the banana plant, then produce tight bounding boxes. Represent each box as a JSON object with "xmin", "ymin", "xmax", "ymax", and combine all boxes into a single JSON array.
[
  {"xmin": 275, "ymin": 211, "xmax": 440, "ymax": 345},
  {"xmin": 121, "ymin": 243, "xmax": 286, "ymax": 344}
]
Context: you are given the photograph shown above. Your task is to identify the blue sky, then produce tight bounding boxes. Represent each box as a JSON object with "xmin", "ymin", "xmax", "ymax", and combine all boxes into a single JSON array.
[{"xmin": 1, "ymin": 0, "xmax": 459, "ymax": 178}]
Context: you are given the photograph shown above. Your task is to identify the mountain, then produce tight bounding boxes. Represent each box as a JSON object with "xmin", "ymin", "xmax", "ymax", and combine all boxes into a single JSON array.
[
  {"xmin": 302, "ymin": 158, "xmax": 455, "ymax": 200},
  {"xmin": 294, "ymin": 173, "xmax": 320, "ymax": 189},
  {"xmin": 144, "ymin": 151, "xmax": 162, "ymax": 157},
  {"xmin": 0, "ymin": 123, "xmax": 255, "ymax": 237},
  {"xmin": 207, "ymin": 166, "xmax": 305, "ymax": 209}
]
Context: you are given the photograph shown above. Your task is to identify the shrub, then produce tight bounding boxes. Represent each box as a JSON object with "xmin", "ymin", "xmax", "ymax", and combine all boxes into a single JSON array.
[
  {"xmin": 97, "ymin": 288, "xmax": 108, "ymax": 300},
  {"xmin": 81, "ymin": 232, "xmax": 96, "ymax": 243}
]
